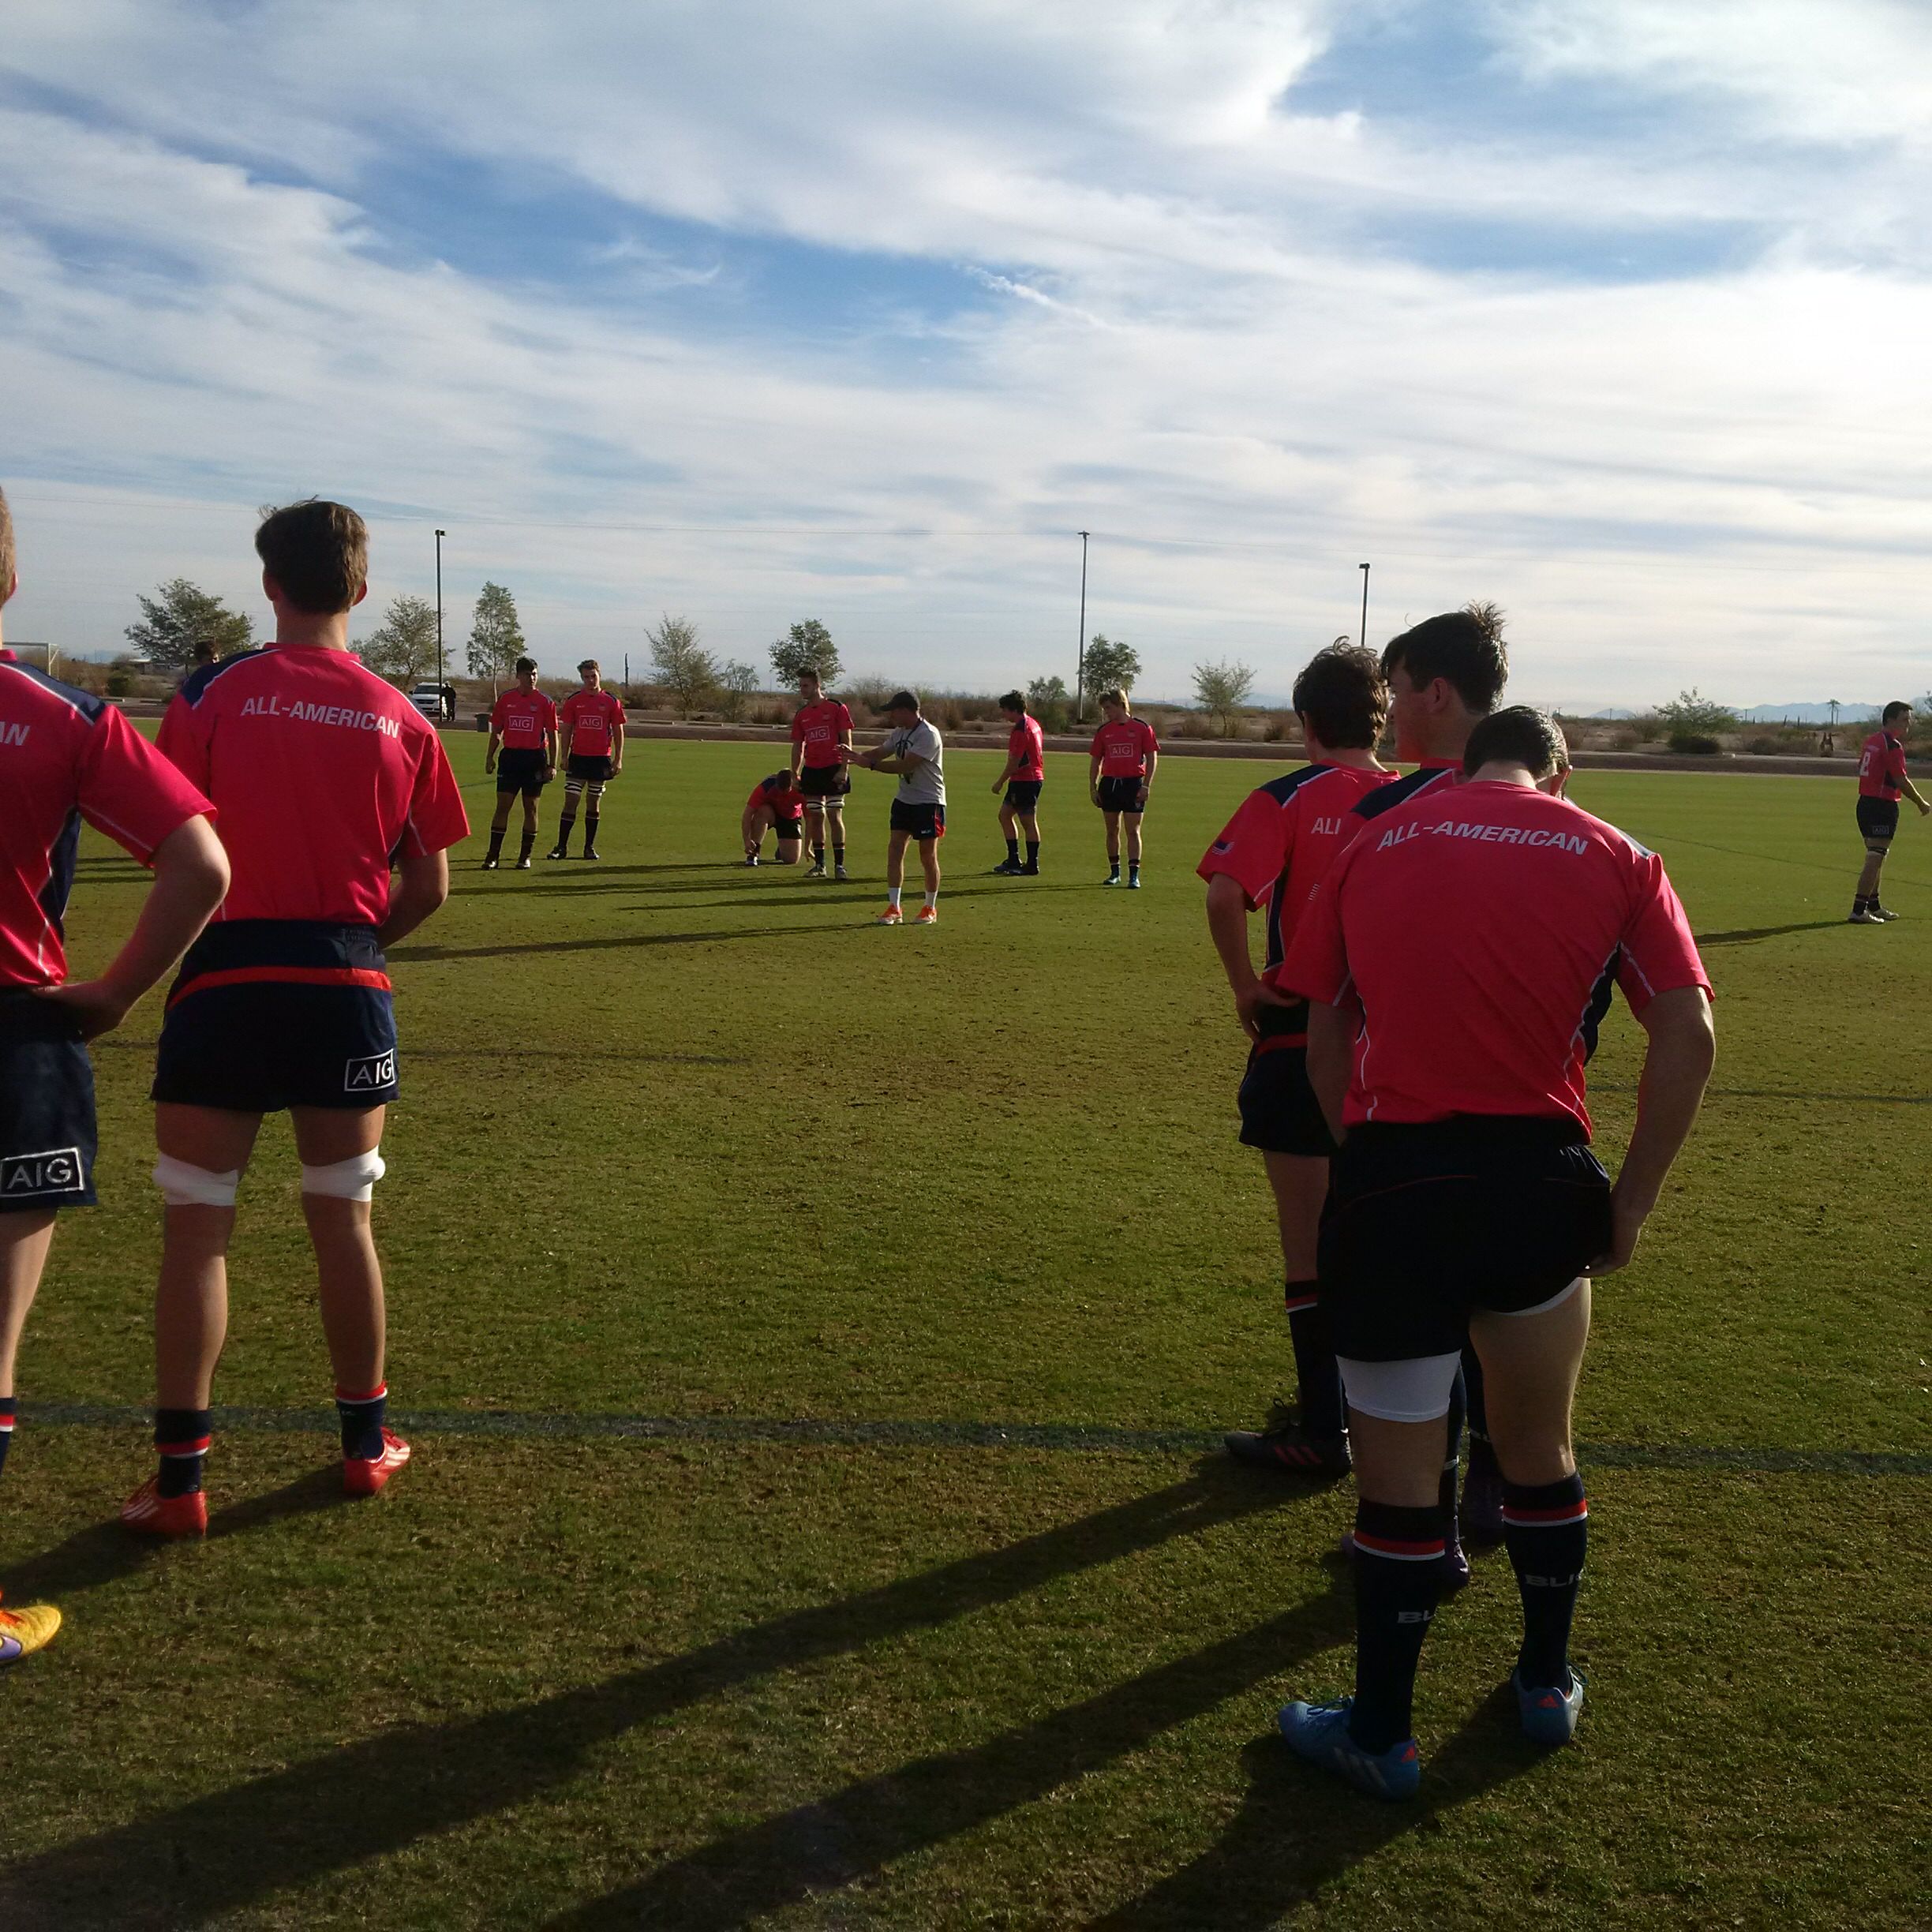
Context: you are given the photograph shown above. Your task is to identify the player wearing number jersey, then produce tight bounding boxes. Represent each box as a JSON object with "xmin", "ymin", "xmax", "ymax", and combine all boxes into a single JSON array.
[
  {"xmin": 124, "ymin": 499, "xmax": 468, "ymax": 1539},
  {"xmin": 550, "ymin": 661, "xmax": 624, "ymax": 859},
  {"xmin": 1201, "ymin": 645, "xmax": 1393, "ymax": 1479},
  {"xmin": 1849, "ymin": 702, "xmax": 1929, "ymax": 923},
  {"xmin": 1276, "ymin": 707, "xmax": 1713, "ymax": 1794},
  {"xmin": 482, "ymin": 657, "xmax": 558, "ymax": 870},
  {"xmin": 790, "ymin": 670, "xmax": 854, "ymax": 879},
  {"xmin": 0, "ymin": 485, "xmax": 229, "ymax": 1659},
  {"xmin": 1088, "ymin": 695, "xmax": 1158, "ymax": 886},
  {"xmin": 990, "ymin": 692, "xmax": 1046, "ymax": 875}
]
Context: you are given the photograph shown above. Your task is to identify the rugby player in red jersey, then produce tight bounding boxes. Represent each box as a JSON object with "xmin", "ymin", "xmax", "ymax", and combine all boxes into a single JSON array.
[
  {"xmin": 1334, "ymin": 605, "xmax": 1511, "ymax": 1555},
  {"xmin": 790, "ymin": 669, "xmax": 854, "ymax": 879},
  {"xmin": 0, "ymin": 487, "xmax": 228, "ymax": 1656},
  {"xmin": 549, "ymin": 659, "xmax": 624, "ymax": 860},
  {"xmin": 1200, "ymin": 644, "xmax": 1393, "ymax": 1478},
  {"xmin": 122, "ymin": 500, "xmax": 469, "ymax": 1537},
  {"xmin": 481, "ymin": 657, "xmax": 558, "ymax": 871},
  {"xmin": 1088, "ymin": 692, "xmax": 1158, "ymax": 886},
  {"xmin": 990, "ymin": 691, "xmax": 1046, "ymax": 875},
  {"xmin": 1849, "ymin": 702, "xmax": 1928, "ymax": 923},
  {"xmin": 742, "ymin": 770, "xmax": 806, "ymax": 865},
  {"xmin": 1276, "ymin": 708, "xmax": 1713, "ymax": 1796}
]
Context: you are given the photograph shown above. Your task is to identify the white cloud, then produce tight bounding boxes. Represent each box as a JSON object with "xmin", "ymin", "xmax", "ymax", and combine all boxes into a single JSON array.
[{"xmin": 2, "ymin": 2, "xmax": 1930, "ymax": 706}]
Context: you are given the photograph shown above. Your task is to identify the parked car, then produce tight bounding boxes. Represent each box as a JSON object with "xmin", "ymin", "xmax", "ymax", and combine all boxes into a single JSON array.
[{"xmin": 409, "ymin": 682, "xmax": 457, "ymax": 722}]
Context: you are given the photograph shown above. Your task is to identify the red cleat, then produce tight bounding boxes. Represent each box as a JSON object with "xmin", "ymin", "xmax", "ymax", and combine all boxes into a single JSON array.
[
  {"xmin": 343, "ymin": 1428, "xmax": 411, "ymax": 1497},
  {"xmin": 120, "ymin": 1477, "xmax": 208, "ymax": 1538}
]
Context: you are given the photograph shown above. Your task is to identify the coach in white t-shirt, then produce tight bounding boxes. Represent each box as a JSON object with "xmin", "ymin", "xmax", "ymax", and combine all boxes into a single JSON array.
[{"xmin": 847, "ymin": 689, "xmax": 945, "ymax": 927}]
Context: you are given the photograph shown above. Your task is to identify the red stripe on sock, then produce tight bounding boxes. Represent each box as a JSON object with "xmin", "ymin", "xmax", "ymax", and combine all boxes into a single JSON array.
[
  {"xmin": 1502, "ymin": 1502, "xmax": 1589, "ymax": 1526},
  {"xmin": 158, "ymin": 1437, "xmax": 212, "ymax": 1456},
  {"xmin": 1354, "ymin": 1531, "xmax": 1447, "ymax": 1559},
  {"xmin": 335, "ymin": 1383, "xmax": 388, "ymax": 1402}
]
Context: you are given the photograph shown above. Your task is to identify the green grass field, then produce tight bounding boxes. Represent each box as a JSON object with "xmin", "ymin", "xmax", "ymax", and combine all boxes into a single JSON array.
[{"xmin": 4, "ymin": 737, "xmax": 1926, "ymax": 1929}]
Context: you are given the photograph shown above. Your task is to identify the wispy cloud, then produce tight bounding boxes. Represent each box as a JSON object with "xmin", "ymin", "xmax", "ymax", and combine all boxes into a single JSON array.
[{"xmin": 1, "ymin": 2, "xmax": 1928, "ymax": 704}]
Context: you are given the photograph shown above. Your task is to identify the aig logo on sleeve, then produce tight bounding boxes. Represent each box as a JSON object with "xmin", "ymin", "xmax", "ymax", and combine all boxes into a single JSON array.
[
  {"xmin": 344, "ymin": 1051, "xmax": 397, "ymax": 1094},
  {"xmin": 1, "ymin": 1146, "xmax": 87, "ymax": 1198}
]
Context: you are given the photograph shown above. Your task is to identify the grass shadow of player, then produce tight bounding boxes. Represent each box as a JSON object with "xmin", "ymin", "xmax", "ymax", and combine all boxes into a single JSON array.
[
  {"xmin": 545, "ymin": 1588, "xmax": 1361, "ymax": 1930},
  {"xmin": 0, "ymin": 1465, "xmax": 1294, "ymax": 1928},
  {"xmin": 1085, "ymin": 1686, "xmax": 1545, "ymax": 1931},
  {"xmin": 390, "ymin": 923, "xmax": 824, "ymax": 965},
  {"xmin": 0, "ymin": 1466, "xmax": 352, "ymax": 1606},
  {"xmin": 1693, "ymin": 919, "xmax": 1856, "ymax": 947}
]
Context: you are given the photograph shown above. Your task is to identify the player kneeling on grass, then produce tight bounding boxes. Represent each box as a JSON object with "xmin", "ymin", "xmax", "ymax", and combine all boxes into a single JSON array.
[
  {"xmin": 1200, "ymin": 643, "xmax": 1393, "ymax": 1478},
  {"xmin": 0, "ymin": 486, "xmax": 230, "ymax": 1660},
  {"xmin": 990, "ymin": 691, "xmax": 1045, "ymax": 875},
  {"xmin": 1275, "ymin": 706, "xmax": 1713, "ymax": 1798},
  {"xmin": 122, "ymin": 500, "xmax": 470, "ymax": 1539},
  {"xmin": 549, "ymin": 658, "xmax": 624, "ymax": 861},
  {"xmin": 847, "ymin": 690, "xmax": 944, "ymax": 925},
  {"xmin": 1850, "ymin": 702, "xmax": 1928, "ymax": 923},
  {"xmin": 482, "ymin": 657, "xmax": 557, "ymax": 870},
  {"xmin": 743, "ymin": 770, "xmax": 807, "ymax": 865},
  {"xmin": 1088, "ymin": 691, "xmax": 1158, "ymax": 886}
]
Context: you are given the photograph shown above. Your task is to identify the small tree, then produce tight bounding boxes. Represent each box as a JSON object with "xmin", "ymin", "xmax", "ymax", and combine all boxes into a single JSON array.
[
  {"xmin": 125, "ymin": 578, "xmax": 253, "ymax": 670},
  {"xmin": 769, "ymin": 619, "xmax": 841, "ymax": 688},
  {"xmin": 648, "ymin": 613, "xmax": 718, "ymax": 717},
  {"xmin": 1026, "ymin": 673, "xmax": 1070, "ymax": 732},
  {"xmin": 466, "ymin": 582, "xmax": 524, "ymax": 691},
  {"xmin": 1079, "ymin": 633, "xmax": 1140, "ymax": 716},
  {"xmin": 358, "ymin": 593, "xmax": 439, "ymax": 685},
  {"xmin": 1193, "ymin": 659, "xmax": 1256, "ymax": 736},
  {"xmin": 1659, "ymin": 687, "xmax": 1737, "ymax": 736},
  {"xmin": 718, "ymin": 658, "xmax": 761, "ymax": 722}
]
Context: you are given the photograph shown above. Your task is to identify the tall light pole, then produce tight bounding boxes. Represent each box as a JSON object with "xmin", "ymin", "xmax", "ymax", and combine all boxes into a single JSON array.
[
  {"xmin": 1358, "ymin": 562, "xmax": 1370, "ymax": 650},
  {"xmin": 434, "ymin": 529, "xmax": 447, "ymax": 701},
  {"xmin": 1074, "ymin": 530, "xmax": 1091, "ymax": 723}
]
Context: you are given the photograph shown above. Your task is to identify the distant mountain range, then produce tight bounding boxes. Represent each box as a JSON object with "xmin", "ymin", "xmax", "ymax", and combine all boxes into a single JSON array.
[{"xmin": 1589, "ymin": 702, "xmax": 1888, "ymax": 724}]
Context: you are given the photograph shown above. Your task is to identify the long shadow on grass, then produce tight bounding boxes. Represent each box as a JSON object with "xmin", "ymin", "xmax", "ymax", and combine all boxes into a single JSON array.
[
  {"xmin": 1693, "ymin": 919, "xmax": 1855, "ymax": 946},
  {"xmin": 0, "ymin": 1465, "xmax": 1298, "ymax": 1927},
  {"xmin": 546, "ymin": 1589, "xmax": 1359, "ymax": 1929},
  {"xmin": 1088, "ymin": 1693, "xmax": 1541, "ymax": 1930},
  {"xmin": 391, "ymin": 923, "xmax": 823, "ymax": 964},
  {"xmin": 0, "ymin": 1466, "xmax": 355, "ymax": 1605}
]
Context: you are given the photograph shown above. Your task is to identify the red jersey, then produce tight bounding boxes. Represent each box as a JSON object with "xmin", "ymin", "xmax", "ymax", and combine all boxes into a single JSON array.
[
  {"xmin": 1282, "ymin": 781, "xmax": 1709, "ymax": 1134},
  {"xmin": 1090, "ymin": 717, "xmax": 1158, "ymax": 777},
  {"xmin": 561, "ymin": 687, "xmax": 624, "ymax": 758},
  {"xmin": 0, "ymin": 653, "xmax": 214, "ymax": 988},
  {"xmin": 1199, "ymin": 764, "xmax": 1398, "ymax": 1014},
  {"xmin": 157, "ymin": 643, "xmax": 468, "ymax": 928},
  {"xmin": 791, "ymin": 698, "xmax": 852, "ymax": 769},
  {"xmin": 1859, "ymin": 731, "xmax": 1908, "ymax": 800},
  {"xmin": 1008, "ymin": 716, "xmax": 1045, "ymax": 781},
  {"xmin": 747, "ymin": 773, "xmax": 806, "ymax": 818},
  {"xmin": 490, "ymin": 687, "xmax": 558, "ymax": 751}
]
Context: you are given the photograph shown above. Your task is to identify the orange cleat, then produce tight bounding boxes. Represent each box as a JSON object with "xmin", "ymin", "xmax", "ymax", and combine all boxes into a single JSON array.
[
  {"xmin": 343, "ymin": 1428, "xmax": 411, "ymax": 1498},
  {"xmin": 875, "ymin": 904, "xmax": 904, "ymax": 925},
  {"xmin": 121, "ymin": 1477, "xmax": 208, "ymax": 1538},
  {"xmin": 912, "ymin": 904, "xmax": 938, "ymax": 925}
]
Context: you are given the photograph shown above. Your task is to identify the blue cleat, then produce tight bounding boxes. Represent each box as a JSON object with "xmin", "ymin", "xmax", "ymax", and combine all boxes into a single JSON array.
[
  {"xmin": 1512, "ymin": 1668, "xmax": 1586, "ymax": 1745},
  {"xmin": 1279, "ymin": 1697, "xmax": 1420, "ymax": 1800}
]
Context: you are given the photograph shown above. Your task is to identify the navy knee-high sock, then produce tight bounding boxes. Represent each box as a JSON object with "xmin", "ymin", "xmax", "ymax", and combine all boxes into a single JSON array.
[
  {"xmin": 1349, "ymin": 1499, "xmax": 1447, "ymax": 1752},
  {"xmin": 1503, "ymin": 1473, "xmax": 1589, "ymax": 1689},
  {"xmin": 155, "ymin": 1408, "xmax": 211, "ymax": 1498},
  {"xmin": 1283, "ymin": 1280, "xmax": 1344, "ymax": 1437},
  {"xmin": 0, "ymin": 1396, "xmax": 15, "ymax": 1479}
]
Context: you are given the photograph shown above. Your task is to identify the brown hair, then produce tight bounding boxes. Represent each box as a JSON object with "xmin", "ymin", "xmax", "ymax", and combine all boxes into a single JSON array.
[
  {"xmin": 1462, "ymin": 705, "xmax": 1566, "ymax": 780},
  {"xmin": 1292, "ymin": 641, "xmax": 1386, "ymax": 750},
  {"xmin": 1882, "ymin": 700, "xmax": 1911, "ymax": 725},
  {"xmin": 254, "ymin": 499, "xmax": 368, "ymax": 614},
  {"xmin": 1382, "ymin": 602, "xmax": 1507, "ymax": 715},
  {"xmin": 0, "ymin": 487, "xmax": 13, "ymax": 605}
]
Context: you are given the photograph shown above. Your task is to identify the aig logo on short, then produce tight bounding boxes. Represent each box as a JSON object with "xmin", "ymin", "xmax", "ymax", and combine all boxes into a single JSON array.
[
  {"xmin": 1, "ymin": 1146, "xmax": 87, "ymax": 1198},
  {"xmin": 343, "ymin": 1051, "xmax": 397, "ymax": 1094}
]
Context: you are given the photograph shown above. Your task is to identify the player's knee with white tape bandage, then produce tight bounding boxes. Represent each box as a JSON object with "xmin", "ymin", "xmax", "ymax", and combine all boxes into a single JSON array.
[
  {"xmin": 300, "ymin": 1149, "xmax": 386, "ymax": 1202},
  {"xmin": 152, "ymin": 1155, "xmax": 242, "ymax": 1208},
  {"xmin": 586, "ymin": 781, "xmax": 605, "ymax": 803}
]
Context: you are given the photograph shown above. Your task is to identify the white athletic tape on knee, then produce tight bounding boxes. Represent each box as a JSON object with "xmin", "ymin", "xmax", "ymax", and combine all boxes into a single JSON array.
[
  {"xmin": 1336, "ymin": 1351, "xmax": 1462, "ymax": 1424},
  {"xmin": 586, "ymin": 781, "xmax": 605, "ymax": 800},
  {"xmin": 152, "ymin": 1155, "xmax": 242, "ymax": 1208},
  {"xmin": 300, "ymin": 1149, "xmax": 386, "ymax": 1201}
]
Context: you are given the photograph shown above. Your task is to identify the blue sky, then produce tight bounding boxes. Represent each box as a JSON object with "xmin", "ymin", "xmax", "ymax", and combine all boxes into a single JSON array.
[{"xmin": 2, "ymin": 0, "xmax": 1928, "ymax": 706}]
